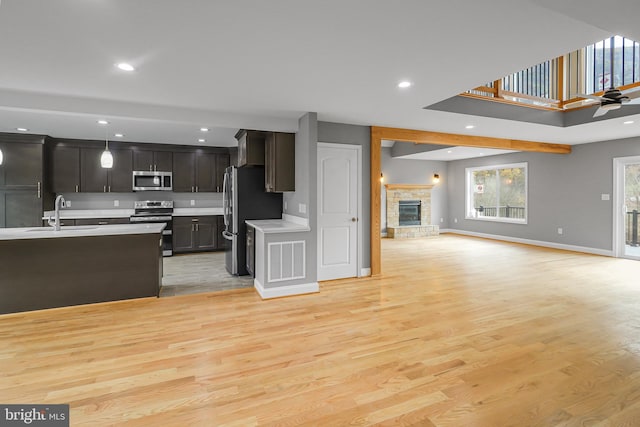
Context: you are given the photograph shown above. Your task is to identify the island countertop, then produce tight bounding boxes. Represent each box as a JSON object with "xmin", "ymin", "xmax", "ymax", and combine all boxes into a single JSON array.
[{"xmin": 0, "ymin": 223, "xmax": 165, "ymax": 241}]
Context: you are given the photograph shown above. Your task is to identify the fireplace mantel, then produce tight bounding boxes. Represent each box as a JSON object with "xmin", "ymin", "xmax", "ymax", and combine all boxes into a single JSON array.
[{"xmin": 385, "ymin": 184, "xmax": 434, "ymax": 191}]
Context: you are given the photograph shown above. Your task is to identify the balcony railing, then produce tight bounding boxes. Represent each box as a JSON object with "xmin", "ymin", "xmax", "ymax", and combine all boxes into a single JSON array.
[
  {"xmin": 463, "ymin": 35, "xmax": 640, "ymax": 111},
  {"xmin": 627, "ymin": 210, "xmax": 639, "ymax": 247},
  {"xmin": 475, "ymin": 205, "xmax": 525, "ymax": 219}
]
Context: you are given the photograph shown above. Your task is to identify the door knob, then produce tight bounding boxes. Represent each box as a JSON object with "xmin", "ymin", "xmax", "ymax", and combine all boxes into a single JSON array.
[{"xmin": 351, "ymin": 217, "xmax": 357, "ymax": 222}]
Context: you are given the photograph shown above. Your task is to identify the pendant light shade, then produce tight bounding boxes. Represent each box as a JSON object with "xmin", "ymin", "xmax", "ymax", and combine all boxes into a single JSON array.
[
  {"xmin": 0, "ymin": 148, "xmax": 3, "ymax": 166},
  {"xmin": 101, "ymin": 138, "xmax": 113, "ymax": 169}
]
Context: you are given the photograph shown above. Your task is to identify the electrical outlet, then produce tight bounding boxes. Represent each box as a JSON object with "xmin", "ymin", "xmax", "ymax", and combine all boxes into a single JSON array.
[
  {"xmin": 113, "ymin": 200, "xmax": 119, "ymax": 207},
  {"xmin": 299, "ymin": 203, "xmax": 306, "ymax": 214},
  {"xmin": 64, "ymin": 200, "xmax": 71, "ymax": 208},
  {"xmin": 558, "ymin": 227, "xmax": 563, "ymax": 235},
  {"xmin": 454, "ymin": 218, "xmax": 458, "ymax": 223},
  {"xmin": 601, "ymin": 193, "xmax": 610, "ymax": 201},
  {"xmin": 284, "ymin": 201, "xmax": 288, "ymax": 210},
  {"xmin": 190, "ymin": 200, "xmax": 195, "ymax": 206},
  {"xmin": 440, "ymin": 217, "xmax": 444, "ymax": 223}
]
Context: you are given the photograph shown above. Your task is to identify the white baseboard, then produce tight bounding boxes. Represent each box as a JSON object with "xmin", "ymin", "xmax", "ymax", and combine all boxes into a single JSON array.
[
  {"xmin": 444, "ymin": 229, "xmax": 613, "ymax": 257},
  {"xmin": 359, "ymin": 268, "xmax": 371, "ymax": 277},
  {"xmin": 254, "ymin": 278, "xmax": 319, "ymax": 299}
]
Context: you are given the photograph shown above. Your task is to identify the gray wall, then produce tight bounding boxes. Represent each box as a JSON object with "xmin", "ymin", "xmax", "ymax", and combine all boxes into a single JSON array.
[
  {"xmin": 317, "ymin": 121, "xmax": 371, "ymax": 268},
  {"xmin": 381, "ymin": 146, "xmax": 448, "ymax": 232},
  {"xmin": 58, "ymin": 191, "xmax": 222, "ymax": 210},
  {"xmin": 447, "ymin": 135, "xmax": 640, "ymax": 251},
  {"xmin": 283, "ymin": 113, "xmax": 318, "ymax": 283}
]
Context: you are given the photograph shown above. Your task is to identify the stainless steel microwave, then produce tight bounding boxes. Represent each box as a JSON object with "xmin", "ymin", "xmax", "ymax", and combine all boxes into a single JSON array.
[{"xmin": 132, "ymin": 171, "xmax": 172, "ymax": 191}]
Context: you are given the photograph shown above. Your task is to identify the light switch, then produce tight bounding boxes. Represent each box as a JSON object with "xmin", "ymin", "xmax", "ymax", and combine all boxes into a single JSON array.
[
  {"xmin": 114, "ymin": 200, "xmax": 119, "ymax": 207},
  {"xmin": 299, "ymin": 203, "xmax": 306, "ymax": 214},
  {"xmin": 190, "ymin": 200, "xmax": 195, "ymax": 206},
  {"xmin": 65, "ymin": 200, "xmax": 71, "ymax": 208},
  {"xmin": 601, "ymin": 194, "xmax": 610, "ymax": 201}
]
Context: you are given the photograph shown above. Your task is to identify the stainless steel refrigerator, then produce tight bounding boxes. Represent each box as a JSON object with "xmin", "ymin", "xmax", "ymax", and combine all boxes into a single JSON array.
[{"xmin": 222, "ymin": 166, "xmax": 283, "ymax": 275}]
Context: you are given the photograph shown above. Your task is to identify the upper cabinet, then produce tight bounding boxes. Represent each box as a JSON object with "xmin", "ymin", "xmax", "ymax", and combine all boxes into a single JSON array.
[
  {"xmin": 236, "ymin": 130, "xmax": 266, "ymax": 167},
  {"xmin": 80, "ymin": 146, "xmax": 133, "ymax": 193},
  {"xmin": 173, "ymin": 150, "xmax": 229, "ymax": 193},
  {"xmin": 133, "ymin": 149, "xmax": 173, "ymax": 172},
  {"xmin": 265, "ymin": 132, "xmax": 295, "ymax": 192},
  {"xmin": 51, "ymin": 145, "xmax": 80, "ymax": 193},
  {"xmin": 0, "ymin": 135, "xmax": 44, "ymax": 189}
]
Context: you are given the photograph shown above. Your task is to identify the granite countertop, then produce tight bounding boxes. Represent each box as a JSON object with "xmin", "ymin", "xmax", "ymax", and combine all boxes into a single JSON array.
[
  {"xmin": 43, "ymin": 209, "xmax": 134, "ymax": 219},
  {"xmin": 245, "ymin": 219, "xmax": 310, "ymax": 233},
  {"xmin": 0, "ymin": 223, "xmax": 165, "ymax": 241},
  {"xmin": 42, "ymin": 207, "xmax": 223, "ymax": 219}
]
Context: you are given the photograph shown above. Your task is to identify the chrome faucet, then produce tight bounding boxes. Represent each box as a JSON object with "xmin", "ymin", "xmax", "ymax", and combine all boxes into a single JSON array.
[{"xmin": 48, "ymin": 195, "xmax": 66, "ymax": 231}]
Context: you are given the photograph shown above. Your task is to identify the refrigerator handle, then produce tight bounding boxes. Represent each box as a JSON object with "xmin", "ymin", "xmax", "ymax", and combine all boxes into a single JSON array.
[
  {"xmin": 222, "ymin": 230, "xmax": 234, "ymax": 241},
  {"xmin": 222, "ymin": 170, "xmax": 229, "ymax": 227}
]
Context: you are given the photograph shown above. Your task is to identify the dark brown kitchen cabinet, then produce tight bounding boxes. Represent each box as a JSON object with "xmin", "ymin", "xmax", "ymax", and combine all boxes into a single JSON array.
[
  {"xmin": 236, "ymin": 130, "xmax": 266, "ymax": 167},
  {"xmin": 0, "ymin": 139, "xmax": 43, "ymax": 189},
  {"xmin": 215, "ymin": 153, "xmax": 230, "ymax": 192},
  {"xmin": 173, "ymin": 151, "xmax": 225, "ymax": 193},
  {"xmin": 0, "ymin": 191, "xmax": 43, "ymax": 228},
  {"xmin": 172, "ymin": 152, "xmax": 196, "ymax": 192},
  {"xmin": 80, "ymin": 147, "xmax": 133, "ymax": 192},
  {"xmin": 133, "ymin": 150, "xmax": 173, "ymax": 172},
  {"xmin": 51, "ymin": 145, "xmax": 80, "ymax": 193},
  {"xmin": 0, "ymin": 135, "xmax": 45, "ymax": 228},
  {"xmin": 172, "ymin": 216, "xmax": 218, "ymax": 253},
  {"xmin": 265, "ymin": 132, "xmax": 295, "ymax": 192}
]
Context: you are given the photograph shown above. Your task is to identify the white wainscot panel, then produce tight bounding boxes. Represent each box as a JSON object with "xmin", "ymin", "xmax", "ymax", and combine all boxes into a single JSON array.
[{"xmin": 268, "ymin": 240, "xmax": 306, "ymax": 283}]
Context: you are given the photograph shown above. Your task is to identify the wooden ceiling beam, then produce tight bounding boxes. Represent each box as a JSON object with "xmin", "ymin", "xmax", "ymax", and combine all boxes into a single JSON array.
[{"xmin": 372, "ymin": 126, "xmax": 572, "ymax": 154}]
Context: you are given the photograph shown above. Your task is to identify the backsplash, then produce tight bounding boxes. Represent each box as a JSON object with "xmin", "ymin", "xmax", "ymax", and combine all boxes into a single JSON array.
[{"xmin": 58, "ymin": 192, "xmax": 223, "ymax": 210}]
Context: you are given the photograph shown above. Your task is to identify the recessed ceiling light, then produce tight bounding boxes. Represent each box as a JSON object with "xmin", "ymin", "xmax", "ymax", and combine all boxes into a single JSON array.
[
  {"xmin": 114, "ymin": 133, "xmax": 124, "ymax": 138},
  {"xmin": 447, "ymin": 150, "xmax": 453, "ymax": 154},
  {"xmin": 397, "ymin": 81, "xmax": 412, "ymax": 89},
  {"xmin": 479, "ymin": 152, "xmax": 484, "ymax": 156},
  {"xmin": 198, "ymin": 139, "xmax": 205, "ymax": 143},
  {"xmin": 623, "ymin": 120, "xmax": 634, "ymax": 125},
  {"xmin": 200, "ymin": 127, "xmax": 209, "ymax": 132},
  {"xmin": 116, "ymin": 63, "xmax": 135, "ymax": 72},
  {"xmin": 97, "ymin": 120, "xmax": 109, "ymax": 125},
  {"xmin": 465, "ymin": 125, "xmax": 475, "ymax": 129},
  {"xmin": 16, "ymin": 127, "xmax": 28, "ymax": 132}
]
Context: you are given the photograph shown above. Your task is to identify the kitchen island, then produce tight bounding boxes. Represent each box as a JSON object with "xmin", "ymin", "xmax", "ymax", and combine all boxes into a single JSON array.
[{"xmin": 0, "ymin": 223, "xmax": 164, "ymax": 314}]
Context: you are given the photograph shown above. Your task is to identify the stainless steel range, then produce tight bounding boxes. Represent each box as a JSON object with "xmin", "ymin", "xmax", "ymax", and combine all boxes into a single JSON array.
[{"xmin": 129, "ymin": 200, "xmax": 173, "ymax": 256}]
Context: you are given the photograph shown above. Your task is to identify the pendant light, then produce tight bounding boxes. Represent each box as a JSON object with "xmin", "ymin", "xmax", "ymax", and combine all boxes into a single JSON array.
[{"xmin": 100, "ymin": 135, "xmax": 113, "ymax": 169}]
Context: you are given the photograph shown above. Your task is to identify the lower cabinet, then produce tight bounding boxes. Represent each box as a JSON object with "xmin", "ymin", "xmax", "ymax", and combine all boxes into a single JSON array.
[{"xmin": 173, "ymin": 216, "xmax": 222, "ymax": 253}]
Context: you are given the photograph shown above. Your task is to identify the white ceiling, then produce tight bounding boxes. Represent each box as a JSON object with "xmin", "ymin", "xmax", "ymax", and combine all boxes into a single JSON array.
[
  {"xmin": 394, "ymin": 146, "xmax": 516, "ymax": 162},
  {"xmin": 1, "ymin": 0, "xmax": 640, "ymax": 150}
]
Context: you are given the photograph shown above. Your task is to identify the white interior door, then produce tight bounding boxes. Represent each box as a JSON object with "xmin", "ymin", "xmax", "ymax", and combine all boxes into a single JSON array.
[
  {"xmin": 317, "ymin": 143, "xmax": 359, "ymax": 281},
  {"xmin": 614, "ymin": 156, "xmax": 640, "ymax": 260}
]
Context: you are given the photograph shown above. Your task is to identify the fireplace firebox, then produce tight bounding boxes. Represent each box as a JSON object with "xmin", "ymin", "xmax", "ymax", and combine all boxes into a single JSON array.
[{"xmin": 399, "ymin": 200, "xmax": 421, "ymax": 226}]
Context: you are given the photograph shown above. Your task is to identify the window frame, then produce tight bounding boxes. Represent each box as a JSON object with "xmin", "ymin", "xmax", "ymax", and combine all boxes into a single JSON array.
[{"xmin": 465, "ymin": 162, "xmax": 528, "ymax": 225}]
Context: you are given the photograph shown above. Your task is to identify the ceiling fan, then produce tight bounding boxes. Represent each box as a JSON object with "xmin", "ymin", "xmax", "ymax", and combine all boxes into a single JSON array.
[{"xmin": 578, "ymin": 36, "xmax": 640, "ymax": 118}]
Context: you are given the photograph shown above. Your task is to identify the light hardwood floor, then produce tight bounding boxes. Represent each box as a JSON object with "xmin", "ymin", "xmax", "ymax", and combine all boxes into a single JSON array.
[{"xmin": 2, "ymin": 235, "xmax": 640, "ymax": 426}]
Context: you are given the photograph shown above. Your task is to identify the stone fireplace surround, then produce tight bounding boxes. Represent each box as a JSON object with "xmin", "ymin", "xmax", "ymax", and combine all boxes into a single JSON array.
[{"xmin": 385, "ymin": 184, "xmax": 440, "ymax": 238}]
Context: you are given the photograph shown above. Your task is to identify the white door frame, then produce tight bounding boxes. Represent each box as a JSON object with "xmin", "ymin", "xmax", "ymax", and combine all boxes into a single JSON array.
[
  {"xmin": 317, "ymin": 142, "xmax": 363, "ymax": 278},
  {"xmin": 613, "ymin": 155, "xmax": 640, "ymax": 259}
]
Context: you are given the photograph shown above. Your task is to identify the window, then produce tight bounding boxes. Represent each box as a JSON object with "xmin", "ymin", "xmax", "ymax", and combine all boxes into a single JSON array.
[{"xmin": 466, "ymin": 162, "xmax": 528, "ymax": 224}]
